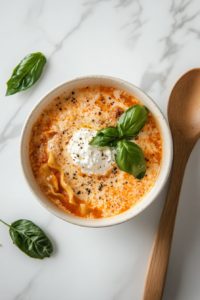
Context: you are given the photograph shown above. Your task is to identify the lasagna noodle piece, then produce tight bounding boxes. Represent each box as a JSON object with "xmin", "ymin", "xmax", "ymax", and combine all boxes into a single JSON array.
[{"xmin": 42, "ymin": 152, "xmax": 76, "ymax": 206}]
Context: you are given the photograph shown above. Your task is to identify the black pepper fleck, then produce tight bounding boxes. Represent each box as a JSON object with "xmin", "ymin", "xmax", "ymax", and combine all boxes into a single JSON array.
[{"xmin": 98, "ymin": 184, "xmax": 103, "ymax": 191}]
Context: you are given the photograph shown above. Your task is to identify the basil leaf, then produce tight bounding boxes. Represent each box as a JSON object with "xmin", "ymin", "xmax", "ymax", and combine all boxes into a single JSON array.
[
  {"xmin": 89, "ymin": 134, "xmax": 118, "ymax": 147},
  {"xmin": 6, "ymin": 52, "xmax": 46, "ymax": 96},
  {"xmin": 89, "ymin": 127, "xmax": 119, "ymax": 147},
  {"xmin": 96, "ymin": 127, "xmax": 119, "ymax": 137},
  {"xmin": 8, "ymin": 219, "xmax": 53, "ymax": 259},
  {"xmin": 115, "ymin": 140, "xmax": 146, "ymax": 179},
  {"xmin": 117, "ymin": 104, "xmax": 148, "ymax": 139}
]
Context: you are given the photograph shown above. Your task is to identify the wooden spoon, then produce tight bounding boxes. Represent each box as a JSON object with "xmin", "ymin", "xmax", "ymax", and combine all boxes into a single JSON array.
[{"xmin": 143, "ymin": 68, "xmax": 200, "ymax": 300}]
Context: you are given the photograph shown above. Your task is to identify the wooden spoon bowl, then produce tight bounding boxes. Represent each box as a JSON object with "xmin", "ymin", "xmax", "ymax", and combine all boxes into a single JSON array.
[
  {"xmin": 143, "ymin": 69, "xmax": 200, "ymax": 300},
  {"xmin": 168, "ymin": 68, "xmax": 200, "ymax": 139}
]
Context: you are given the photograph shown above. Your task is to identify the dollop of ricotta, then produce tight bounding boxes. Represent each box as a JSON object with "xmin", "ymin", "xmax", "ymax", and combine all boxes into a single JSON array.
[{"xmin": 67, "ymin": 128, "xmax": 116, "ymax": 175}]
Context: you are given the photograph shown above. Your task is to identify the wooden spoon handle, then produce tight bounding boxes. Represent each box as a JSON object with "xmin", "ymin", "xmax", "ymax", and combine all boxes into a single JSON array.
[{"xmin": 143, "ymin": 134, "xmax": 194, "ymax": 300}]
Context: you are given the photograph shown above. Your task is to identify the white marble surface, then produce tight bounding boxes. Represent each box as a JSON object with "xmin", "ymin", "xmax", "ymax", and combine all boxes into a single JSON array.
[{"xmin": 0, "ymin": 0, "xmax": 200, "ymax": 299}]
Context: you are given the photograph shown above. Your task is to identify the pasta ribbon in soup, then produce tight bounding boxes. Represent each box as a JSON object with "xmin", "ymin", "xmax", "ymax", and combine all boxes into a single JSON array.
[
  {"xmin": 43, "ymin": 152, "xmax": 76, "ymax": 205},
  {"xmin": 46, "ymin": 131, "xmax": 58, "ymax": 141},
  {"xmin": 42, "ymin": 164, "xmax": 59, "ymax": 191},
  {"xmin": 80, "ymin": 204, "xmax": 90, "ymax": 215},
  {"xmin": 47, "ymin": 183, "xmax": 68, "ymax": 202}
]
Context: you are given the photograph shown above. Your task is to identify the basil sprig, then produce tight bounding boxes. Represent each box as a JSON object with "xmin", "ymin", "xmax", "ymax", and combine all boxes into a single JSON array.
[
  {"xmin": 89, "ymin": 104, "xmax": 148, "ymax": 179},
  {"xmin": 6, "ymin": 52, "xmax": 46, "ymax": 96},
  {"xmin": 116, "ymin": 140, "xmax": 146, "ymax": 179},
  {"xmin": 0, "ymin": 219, "xmax": 53, "ymax": 259},
  {"xmin": 117, "ymin": 104, "xmax": 148, "ymax": 139},
  {"xmin": 89, "ymin": 127, "xmax": 119, "ymax": 147}
]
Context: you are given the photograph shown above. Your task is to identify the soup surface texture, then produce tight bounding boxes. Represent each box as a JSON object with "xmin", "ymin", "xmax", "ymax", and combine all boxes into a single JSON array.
[{"xmin": 29, "ymin": 85, "xmax": 162, "ymax": 219}]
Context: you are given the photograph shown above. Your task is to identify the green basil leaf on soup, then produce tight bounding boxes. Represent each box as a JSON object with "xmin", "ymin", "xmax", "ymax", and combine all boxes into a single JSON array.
[
  {"xmin": 96, "ymin": 127, "xmax": 119, "ymax": 137},
  {"xmin": 6, "ymin": 52, "xmax": 46, "ymax": 96},
  {"xmin": 89, "ymin": 134, "xmax": 119, "ymax": 147},
  {"xmin": 116, "ymin": 104, "xmax": 148, "ymax": 139},
  {"xmin": 9, "ymin": 219, "xmax": 53, "ymax": 259},
  {"xmin": 115, "ymin": 140, "xmax": 146, "ymax": 179}
]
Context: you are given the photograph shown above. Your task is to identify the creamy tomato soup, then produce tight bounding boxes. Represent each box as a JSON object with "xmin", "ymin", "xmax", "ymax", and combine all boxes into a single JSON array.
[{"xmin": 29, "ymin": 85, "xmax": 162, "ymax": 219}]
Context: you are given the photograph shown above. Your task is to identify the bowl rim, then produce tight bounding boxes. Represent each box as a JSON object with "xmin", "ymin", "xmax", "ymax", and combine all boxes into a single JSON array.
[{"xmin": 20, "ymin": 74, "xmax": 173, "ymax": 228}]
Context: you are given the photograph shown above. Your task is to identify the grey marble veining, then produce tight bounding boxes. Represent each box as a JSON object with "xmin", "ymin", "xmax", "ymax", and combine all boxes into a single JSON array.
[
  {"xmin": 0, "ymin": 0, "xmax": 200, "ymax": 299},
  {"xmin": 14, "ymin": 269, "xmax": 42, "ymax": 300},
  {"xmin": 49, "ymin": 9, "xmax": 93, "ymax": 58}
]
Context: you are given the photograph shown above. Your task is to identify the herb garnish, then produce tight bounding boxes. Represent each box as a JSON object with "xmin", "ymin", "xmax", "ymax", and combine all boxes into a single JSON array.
[
  {"xmin": 89, "ymin": 104, "xmax": 148, "ymax": 179},
  {"xmin": 0, "ymin": 219, "xmax": 53, "ymax": 259},
  {"xmin": 89, "ymin": 127, "xmax": 119, "ymax": 147},
  {"xmin": 115, "ymin": 140, "xmax": 146, "ymax": 179},
  {"xmin": 6, "ymin": 52, "xmax": 46, "ymax": 96}
]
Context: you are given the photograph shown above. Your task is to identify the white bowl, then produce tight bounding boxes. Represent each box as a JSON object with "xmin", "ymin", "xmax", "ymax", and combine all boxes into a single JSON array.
[{"xmin": 20, "ymin": 75, "xmax": 173, "ymax": 228}]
